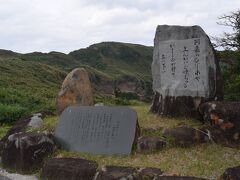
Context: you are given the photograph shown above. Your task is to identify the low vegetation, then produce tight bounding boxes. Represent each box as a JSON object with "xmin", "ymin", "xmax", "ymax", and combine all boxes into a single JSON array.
[{"xmin": 9, "ymin": 104, "xmax": 236, "ymax": 179}]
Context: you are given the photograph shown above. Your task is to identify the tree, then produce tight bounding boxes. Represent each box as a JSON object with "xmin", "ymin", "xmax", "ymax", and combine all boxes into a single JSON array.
[{"xmin": 214, "ymin": 10, "xmax": 240, "ymax": 50}]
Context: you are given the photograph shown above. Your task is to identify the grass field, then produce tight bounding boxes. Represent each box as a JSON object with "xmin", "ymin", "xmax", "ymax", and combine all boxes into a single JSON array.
[{"xmin": 7, "ymin": 103, "xmax": 237, "ymax": 179}]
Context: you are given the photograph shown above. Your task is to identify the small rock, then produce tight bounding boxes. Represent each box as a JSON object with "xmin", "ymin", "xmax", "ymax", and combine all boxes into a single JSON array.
[
  {"xmin": 2, "ymin": 132, "xmax": 54, "ymax": 173},
  {"xmin": 137, "ymin": 136, "xmax": 166, "ymax": 153},
  {"xmin": 95, "ymin": 166, "xmax": 138, "ymax": 180},
  {"xmin": 94, "ymin": 103, "xmax": 104, "ymax": 106},
  {"xmin": 162, "ymin": 127, "xmax": 209, "ymax": 146},
  {"xmin": 220, "ymin": 166, "xmax": 240, "ymax": 180},
  {"xmin": 27, "ymin": 115, "xmax": 43, "ymax": 129},
  {"xmin": 56, "ymin": 68, "xmax": 94, "ymax": 112},
  {"xmin": 0, "ymin": 111, "xmax": 54, "ymax": 145},
  {"xmin": 139, "ymin": 167, "xmax": 163, "ymax": 179},
  {"xmin": 41, "ymin": 158, "xmax": 97, "ymax": 180}
]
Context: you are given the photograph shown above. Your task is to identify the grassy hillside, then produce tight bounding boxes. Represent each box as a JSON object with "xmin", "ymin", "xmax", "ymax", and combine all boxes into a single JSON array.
[
  {"xmin": 0, "ymin": 42, "xmax": 153, "ymax": 124},
  {"xmin": 69, "ymin": 42, "xmax": 153, "ymax": 81},
  {"xmin": 0, "ymin": 57, "xmax": 66, "ymax": 124},
  {"xmin": 0, "ymin": 42, "xmax": 239, "ymax": 124}
]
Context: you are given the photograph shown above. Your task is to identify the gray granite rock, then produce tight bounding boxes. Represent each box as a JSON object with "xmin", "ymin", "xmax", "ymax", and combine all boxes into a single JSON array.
[
  {"xmin": 27, "ymin": 115, "xmax": 43, "ymax": 129},
  {"xmin": 151, "ymin": 25, "xmax": 223, "ymax": 117}
]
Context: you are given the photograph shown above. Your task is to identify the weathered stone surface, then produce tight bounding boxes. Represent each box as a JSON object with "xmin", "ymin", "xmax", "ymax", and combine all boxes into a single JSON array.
[
  {"xmin": 155, "ymin": 176, "xmax": 208, "ymax": 180},
  {"xmin": 199, "ymin": 101, "xmax": 240, "ymax": 145},
  {"xmin": 162, "ymin": 126, "xmax": 209, "ymax": 146},
  {"xmin": 220, "ymin": 166, "xmax": 240, "ymax": 180},
  {"xmin": 54, "ymin": 106, "xmax": 140, "ymax": 155},
  {"xmin": 2, "ymin": 132, "xmax": 54, "ymax": 173},
  {"xmin": 0, "ymin": 111, "xmax": 54, "ymax": 147},
  {"xmin": 27, "ymin": 114, "xmax": 43, "ymax": 129},
  {"xmin": 151, "ymin": 25, "xmax": 223, "ymax": 117},
  {"xmin": 41, "ymin": 158, "xmax": 97, "ymax": 180},
  {"xmin": 137, "ymin": 136, "xmax": 166, "ymax": 153},
  {"xmin": 56, "ymin": 68, "xmax": 94, "ymax": 112},
  {"xmin": 95, "ymin": 166, "xmax": 139, "ymax": 180},
  {"xmin": 139, "ymin": 167, "xmax": 163, "ymax": 179}
]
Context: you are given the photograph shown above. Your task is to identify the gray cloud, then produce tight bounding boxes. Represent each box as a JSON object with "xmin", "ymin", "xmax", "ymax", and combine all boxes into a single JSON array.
[{"xmin": 0, "ymin": 0, "xmax": 239, "ymax": 53}]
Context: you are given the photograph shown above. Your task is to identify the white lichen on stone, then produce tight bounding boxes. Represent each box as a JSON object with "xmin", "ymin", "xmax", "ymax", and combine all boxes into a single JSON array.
[{"xmin": 28, "ymin": 115, "xmax": 43, "ymax": 129}]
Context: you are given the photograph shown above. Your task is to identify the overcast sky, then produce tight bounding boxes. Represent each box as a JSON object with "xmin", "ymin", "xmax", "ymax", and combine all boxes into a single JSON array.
[{"xmin": 0, "ymin": 0, "xmax": 239, "ymax": 53}]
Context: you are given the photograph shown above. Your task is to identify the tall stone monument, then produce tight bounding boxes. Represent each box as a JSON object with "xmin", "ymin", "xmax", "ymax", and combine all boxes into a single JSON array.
[
  {"xmin": 150, "ymin": 25, "xmax": 223, "ymax": 117},
  {"xmin": 56, "ymin": 68, "xmax": 94, "ymax": 112}
]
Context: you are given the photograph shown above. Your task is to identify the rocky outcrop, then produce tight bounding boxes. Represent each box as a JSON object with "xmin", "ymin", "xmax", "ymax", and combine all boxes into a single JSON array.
[
  {"xmin": 0, "ymin": 111, "xmax": 54, "ymax": 151},
  {"xmin": 56, "ymin": 68, "xmax": 94, "ymax": 112},
  {"xmin": 92, "ymin": 77, "xmax": 115, "ymax": 96},
  {"xmin": 41, "ymin": 158, "xmax": 97, "ymax": 180},
  {"xmin": 137, "ymin": 136, "xmax": 166, "ymax": 153},
  {"xmin": 199, "ymin": 101, "xmax": 240, "ymax": 145},
  {"xmin": 2, "ymin": 132, "xmax": 54, "ymax": 174},
  {"xmin": 151, "ymin": 25, "xmax": 223, "ymax": 118},
  {"xmin": 220, "ymin": 166, "xmax": 240, "ymax": 180}
]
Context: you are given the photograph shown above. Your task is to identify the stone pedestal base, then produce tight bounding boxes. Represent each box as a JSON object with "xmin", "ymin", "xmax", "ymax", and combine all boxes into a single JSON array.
[{"xmin": 150, "ymin": 92, "xmax": 205, "ymax": 118}]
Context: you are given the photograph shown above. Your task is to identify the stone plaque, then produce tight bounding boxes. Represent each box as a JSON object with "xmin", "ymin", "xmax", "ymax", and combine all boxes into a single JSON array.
[{"xmin": 54, "ymin": 106, "xmax": 138, "ymax": 155}]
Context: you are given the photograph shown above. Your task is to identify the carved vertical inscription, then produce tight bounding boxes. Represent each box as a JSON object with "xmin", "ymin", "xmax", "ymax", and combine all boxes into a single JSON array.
[
  {"xmin": 183, "ymin": 46, "xmax": 189, "ymax": 88},
  {"xmin": 157, "ymin": 38, "xmax": 207, "ymax": 97}
]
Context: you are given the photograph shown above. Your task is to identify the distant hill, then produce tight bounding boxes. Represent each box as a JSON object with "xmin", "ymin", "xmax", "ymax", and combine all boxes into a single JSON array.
[
  {"xmin": 0, "ymin": 41, "xmax": 238, "ymax": 124},
  {"xmin": 0, "ymin": 42, "xmax": 153, "ymax": 124}
]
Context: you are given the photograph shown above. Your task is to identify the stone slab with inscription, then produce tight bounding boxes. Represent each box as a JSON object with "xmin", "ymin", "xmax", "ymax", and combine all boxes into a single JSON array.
[
  {"xmin": 54, "ymin": 106, "xmax": 139, "ymax": 155},
  {"xmin": 151, "ymin": 25, "xmax": 223, "ymax": 117}
]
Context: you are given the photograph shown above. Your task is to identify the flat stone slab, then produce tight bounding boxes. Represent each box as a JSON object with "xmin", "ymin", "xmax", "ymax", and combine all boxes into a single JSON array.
[{"xmin": 54, "ymin": 106, "xmax": 138, "ymax": 155}]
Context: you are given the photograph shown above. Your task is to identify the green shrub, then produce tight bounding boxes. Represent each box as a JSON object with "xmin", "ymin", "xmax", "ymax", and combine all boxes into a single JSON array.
[
  {"xmin": 0, "ymin": 104, "xmax": 28, "ymax": 124},
  {"xmin": 223, "ymin": 53, "xmax": 240, "ymax": 101}
]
